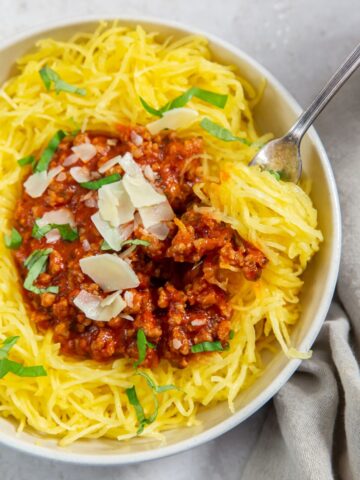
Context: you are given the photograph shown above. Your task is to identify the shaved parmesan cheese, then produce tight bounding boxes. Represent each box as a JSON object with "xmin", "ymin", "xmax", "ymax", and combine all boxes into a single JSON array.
[
  {"xmin": 130, "ymin": 131, "xmax": 143, "ymax": 146},
  {"xmin": 143, "ymin": 165, "xmax": 158, "ymax": 182},
  {"xmin": 191, "ymin": 319, "xmax": 206, "ymax": 327},
  {"xmin": 119, "ymin": 152, "xmax": 142, "ymax": 177},
  {"xmin": 98, "ymin": 155, "xmax": 122, "ymax": 174},
  {"xmin": 73, "ymin": 290, "xmax": 126, "ymax": 322},
  {"xmin": 120, "ymin": 314, "xmax": 134, "ymax": 321},
  {"xmin": 72, "ymin": 143, "xmax": 97, "ymax": 162},
  {"xmin": 24, "ymin": 166, "xmax": 63, "ymax": 198},
  {"xmin": 118, "ymin": 222, "xmax": 134, "ymax": 241},
  {"xmin": 79, "ymin": 254, "xmax": 140, "ymax": 291},
  {"xmin": 45, "ymin": 230, "xmax": 61, "ymax": 243},
  {"xmin": 107, "ymin": 138, "xmax": 118, "ymax": 146},
  {"xmin": 98, "ymin": 181, "xmax": 135, "ymax": 227},
  {"xmin": 100, "ymin": 290, "xmax": 122, "ymax": 307},
  {"xmin": 138, "ymin": 201, "xmax": 174, "ymax": 229},
  {"xmin": 173, "ymin": 339, "xmax": 182, "ymax": 350},
  {"xmin": 91, "ymin": 213, "xmax": 133, "ymax": 251},
  {"xmin": 37, "ymin": 208, "xmax": 76, "ymax": 244},
  {"xmin": 148, "ymin": 223, "xmax": 170, "ymax": 240},
  {"xmin": 82, "ymin": 239, "xmax": 91, "ymax": 251},
  {"xmin": 123, "ymin": 173, "xmax": 166, "ymax": 208},
  {"xmin": 85, "ymin": 197, "xmax": 98, "ymax": 208},
  {"xmin": 56, "ymin": 172, "xmax": 66, "ymax": 182},
  {"xmin": 70, "ymin": 166, "xmax": 90, "ymax": 183},
  {"xmin": 63, "ymin": 153, "xmax": 79, "ymax": 166},
  {"xmin": 124, "ymin": 290, "xmax": 134, "ymax": 308},
  {"xmin": 147, "ymin": 108, "xmax": 199, "ymax": 135},
  {"xmin": 91, "ymin": 212, "xmax": 123, "ymax": 251},
  {"xmin": 38, "ymin": 208, "xmax": 75, "ymax": 227}
]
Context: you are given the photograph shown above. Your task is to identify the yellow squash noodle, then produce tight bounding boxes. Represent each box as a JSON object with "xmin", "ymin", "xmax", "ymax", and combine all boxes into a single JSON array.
[{"xmin": 0, "ymin": 22, "xmax": 322, "ymax": 445}]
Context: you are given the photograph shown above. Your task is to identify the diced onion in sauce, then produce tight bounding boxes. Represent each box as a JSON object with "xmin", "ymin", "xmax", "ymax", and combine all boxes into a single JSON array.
[
  {"xmin": 63, "ymin": 153, "xmax": 79, "ymax": 166},
  {"xmin": 70, "ymin": 166, "xmax": 91, "ymax": 183},
  {"xmin": 98, "ymin": 155, "xmax": 122, "ymax": 174},
  {"xmin": 72, "ymin": 143, "xmax": 97, "ymax": 162}
]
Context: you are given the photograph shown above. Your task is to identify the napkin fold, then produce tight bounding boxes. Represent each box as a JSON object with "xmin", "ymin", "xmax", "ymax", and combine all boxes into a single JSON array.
[{"xmin": 242, "ymin": 105, "xmax": 360, "ymax": 479}]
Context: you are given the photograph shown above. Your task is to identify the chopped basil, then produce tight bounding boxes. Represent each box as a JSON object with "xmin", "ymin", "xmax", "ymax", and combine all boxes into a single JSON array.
[
  {"xmin": 137, "ymin": 371, "xmax": 178, "ymax": 394},
  {"xmin": 125, "ymin": 385, "xmax": 158, "ymax": 434},
  {"xmin": 32, "ymin": 220, "xmax": 78, "ymax": 242},
  {"xmin": 100, "ymin": 240, "xmax": 112, "ymax": 251},
  {"xmin": 23, "ymin": 249, "xmax": 59, "ymax": 294},
  {"xmin": 35, "ymin": 130, "xmax": 67, "ymax": 173},
  {"xmin": 0, "ymin": 359, "xmax": 47, "ymax": 379},
  {"xmin": 134, "ymin": 329, "xmax": 156, "ymax": 368},
  {"xmin": 140, "ymin": 87, "xmax": 228, "ymax": 117},
  {"xmin": 140, "ymin": 98, "xmax": 163, "ymax": 117},
  {"xmin": 80, "ymin": 173, "xmax": 121, "ymax": 190},
  {"xmin": 126, "ymin": 371, "xmax": 178, "ymax": 434},
  {"xmin": 200, "ymin": 118, "xmax": 251, "ymax": 145},
  {"xmin": 191, "ymin": 340, "xmax": 224, "ymax": 353},
  {"xmin": 39, "ymin": 65, "xmax": 86, "ymax": 96},
  {"xmin": 101, "ymin": 239, "xmax": 150, "ymax": 252},
  {"xmin": 0, "ymin": 336, "xmax": 19, "ymax": 359},
  {"xmin": 4, "ymin": 228, "xmax": 22, "ymax": 250},
  {"xmin": 229, "ymin": 330, "xmax": 235, "ymax": 340},
  {"xmin": 121, "ymin": 239, "xmax": 150, "ymax": 248},
  {"xmin": 0, "ymin": 336, "xmax": 47, "ymax": 379},
  {"xmin": 17, "ymin": 155, "xmax": 35, "ymax": 167},
  {"xmin": 268, "ymin": 170, "xmax": 281, "ymax": 181}
]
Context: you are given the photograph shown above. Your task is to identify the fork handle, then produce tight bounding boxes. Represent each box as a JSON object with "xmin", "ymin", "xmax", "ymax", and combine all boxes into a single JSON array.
[{"xmin": 288, "ymin": 42, "xmax": 360, "ymax": 142}]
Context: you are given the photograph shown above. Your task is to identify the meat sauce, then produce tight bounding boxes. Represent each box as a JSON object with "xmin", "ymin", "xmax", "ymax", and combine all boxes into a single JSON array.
[{"xmin": 13, "ymin": 126, "xmax": 267, "ymax": 368}]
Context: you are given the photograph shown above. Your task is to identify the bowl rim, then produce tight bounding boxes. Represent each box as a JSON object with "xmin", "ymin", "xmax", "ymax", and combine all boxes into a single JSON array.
[{"xmin": 0, "ymin": 14, "xmax": 342, "ymax": 466}]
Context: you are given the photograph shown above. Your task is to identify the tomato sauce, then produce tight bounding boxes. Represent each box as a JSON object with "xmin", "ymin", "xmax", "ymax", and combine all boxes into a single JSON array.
[{"xmin": 13, "ymin": 126, "xmax": 267, "ymax": 368}]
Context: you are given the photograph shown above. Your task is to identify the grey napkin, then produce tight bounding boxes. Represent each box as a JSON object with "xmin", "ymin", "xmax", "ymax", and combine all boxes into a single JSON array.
[{"xmin": 242, "ymin": 71, "xmax": 360, "ymax": 480}]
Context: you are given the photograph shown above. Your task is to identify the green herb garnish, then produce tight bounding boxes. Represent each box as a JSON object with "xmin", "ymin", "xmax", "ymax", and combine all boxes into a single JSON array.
[
  {"xmin": 101, "ymin": 238, "xmax": 150, "ymax": 252},
  {"xmin": 100, "ymin": 240, "xmax": 112, "ymax": 251},
  {"xmin": 35, "ymin": 130, "xmax": 67, "ymax": 173},
  {"xmin": 134, "ymin": 329, "xmax": 156, "ymax": 368},
  {"xmin": 125, "ymin": 385, "xmax": 157, "ymax": 434},
  {"xmin": 136, "ymin": 371, "xmax": 178, "ymax": 394},
  {"xmin": 32, "ymin": 221, "xmax": 78, "ymax": 242},
  {"xmin": 268, "ymin": 170, "xmax": 281, "ymax": 181},
  {"xmin": 200, "ymin": 118, "xmax": 251, "ymax": 145},
  {"xmin": 0, "ymin": 336, "xmax": 47, "ymax": 379},
  {"xmin": 4, "ymin": 228, "xmax": 22, "ymax": 250},
  {"xmin": 80, "ymin": 173, "xmax": 121, "ymax": 190},
  {"xmin": 39, "ymin": 65, "xmax": 86, "ymax": 96},
  {"xmin": 191, "ymin": 341, "xmax": 224, "ymax": 353},
  {"xmin": 229, "ymin": 330, "xmax": 235, "ymax": 340},
  {"xmin": 121, "ymin": 239, "xmax": 150, "ymax": 248},
  {"xmin": 126, "ymin": 372, "xmax": 178, "ymax": 434},
  {"xmin": 23, "ymin": 249, "xmax": 59, "ymax": 295},
  {"xmin": 17, "ymin": 155, "xmax": 35, "ymax": 167},
  {"xmin": 140, "ymin": 87, "xmax": 228, "ymax": 117}
]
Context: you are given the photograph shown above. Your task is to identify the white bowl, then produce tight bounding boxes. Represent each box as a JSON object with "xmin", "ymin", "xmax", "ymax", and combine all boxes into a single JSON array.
[{"xmin": 0, "ymin": 16, "xmax": 341, "ymax": 465}]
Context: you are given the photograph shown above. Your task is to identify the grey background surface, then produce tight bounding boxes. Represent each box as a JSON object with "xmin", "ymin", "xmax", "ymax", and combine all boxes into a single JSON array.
[{"xmin": 0, "ymin": 0, "xmax": 359, "ymax": 479}]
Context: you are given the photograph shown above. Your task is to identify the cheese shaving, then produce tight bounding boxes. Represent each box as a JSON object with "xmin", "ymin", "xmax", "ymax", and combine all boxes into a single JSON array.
[{"xmin": 79, "ymin": 254, "xmax": 140, "ymax": 291}]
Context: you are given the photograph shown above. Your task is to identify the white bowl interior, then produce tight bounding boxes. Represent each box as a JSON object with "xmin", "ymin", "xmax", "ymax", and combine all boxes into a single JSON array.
[{"xmin": 0, "ymin": 18, "xmax": 341, "ymax": 464}]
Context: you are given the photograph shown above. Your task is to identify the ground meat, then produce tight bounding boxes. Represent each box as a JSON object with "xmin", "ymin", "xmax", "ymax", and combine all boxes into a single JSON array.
[{"xmin": 13, "ymin": 126, "xmax": 267, "ymax": 368}]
